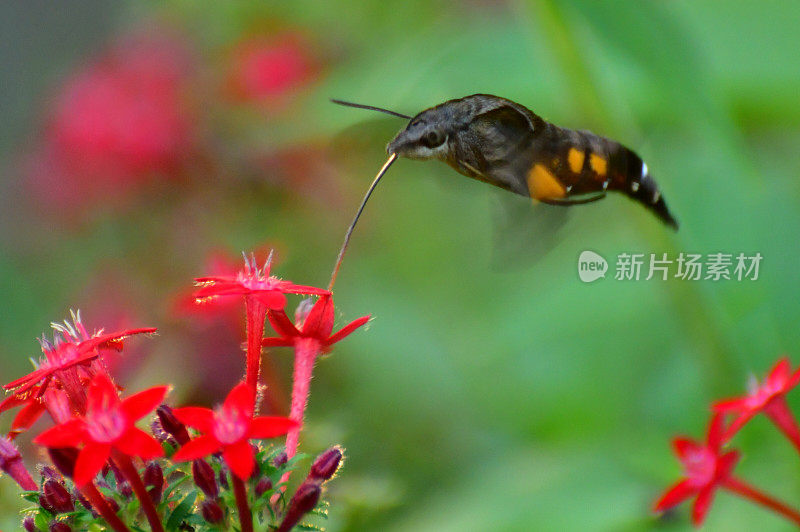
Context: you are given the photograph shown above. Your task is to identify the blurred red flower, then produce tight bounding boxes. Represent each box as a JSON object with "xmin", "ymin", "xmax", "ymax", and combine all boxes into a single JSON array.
[
  {"xmin": 653, "ymin": 413, "xmax": 740, "ymax": 526},
  {"xmin": 172, "ymin": 382, "xmax": 296, "ymax": 479},
  {"xmin": 227, "ymin": 32, "xmax": 317, "ymax": 106},
  {"xmin": 714, "ymin": 357, "xmax": 800, "ymax": 447},
  {"xmin": 26, "ymin": 29, "xmax": 195, "ymax": 210},
  {"xmin": 33, "ymin": 373, "xmax": 167, "ymax": 486}
]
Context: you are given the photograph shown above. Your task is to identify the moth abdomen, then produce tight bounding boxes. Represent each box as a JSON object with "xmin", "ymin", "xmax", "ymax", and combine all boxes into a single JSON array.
[{"xmin": 608, "ymin": 145, "xmax": 679, "ymax": 229}]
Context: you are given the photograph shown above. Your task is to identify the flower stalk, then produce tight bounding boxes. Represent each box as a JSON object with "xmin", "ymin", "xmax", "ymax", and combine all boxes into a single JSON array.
[{"xmin": 114, "ymin": 452, "xmax": 164, "ymax": 532}]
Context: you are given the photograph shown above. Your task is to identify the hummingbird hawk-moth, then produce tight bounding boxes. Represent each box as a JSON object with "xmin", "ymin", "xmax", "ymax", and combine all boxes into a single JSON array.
[{"xmin": 327, "ymin": 94, "xmax": 678, "ymax": 287}]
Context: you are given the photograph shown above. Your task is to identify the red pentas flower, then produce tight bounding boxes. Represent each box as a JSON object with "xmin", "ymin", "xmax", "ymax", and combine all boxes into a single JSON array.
[
  {"xmin": 263, "ymin": 294, "xmax": 370, "ymax": 353},
  {"xmin": 172, "ymin": 382, "xmax": 296, "ymax": 480},
  {"xmin": 263, "ymin": 295, "xmax": 369, "ymax": 462},
  {"xmin": 227, "ymin": 32, "xmax": 317, "ymax": 106},
  {"xmin": 654, "ymin": 413, "xmax": 740, "ymax": 526},
  {"xmin": 2, "ymin": 311, "xmax": 156, "ymax": 422},
  {"xmin": 194, "ymin": 252, "xmax": 328, "ymax": 310},
  {"xmin": 26, "ymin": 29, "xmax": 195, "ymax": 211},
  {"xmin": 33, "ymin": 373, "xmax": 168, "ymax": 486},
  {"xmin": 713, "ymin": 357, "xmax": 800, "ymax": 443},
  {"xmin": 195, "ymin": 251, "xmax": 329, "ymax": 390}
]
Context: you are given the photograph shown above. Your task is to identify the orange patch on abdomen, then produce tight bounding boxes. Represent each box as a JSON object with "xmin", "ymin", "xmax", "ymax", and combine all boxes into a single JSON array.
[
  {"xmin": 589, "ymin": 153, "xmax": 608, "ymax": 176},
  {"xmin": 567, "ymin": 148, "xmax": 585, "ymax": 174},
  {"xmin": 527, "ymin": 164, "xmax": 567, "ymax": 201}
]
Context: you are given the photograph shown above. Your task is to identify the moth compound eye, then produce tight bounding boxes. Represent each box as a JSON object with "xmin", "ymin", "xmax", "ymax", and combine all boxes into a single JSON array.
[{"xmin": 421, "ymin": 129, "xmax": 445, "ymax": 149}]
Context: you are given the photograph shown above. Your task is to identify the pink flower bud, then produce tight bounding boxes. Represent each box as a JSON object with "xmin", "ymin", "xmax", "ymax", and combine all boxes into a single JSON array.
[
  {"xmin": 43, "ymin": 479, "xmax": 74, "ymax": 513},
  {"xmin": 49, "ymin": 521, "xmax": 72, "ymax": 532},
  {"xmin": 157, "ymin": 405, "xmax": 190, "ymax": 445},
  {"xmin": 255, "ymin": 476, "xmax": 273, "ymax": 497},
  {"xmin": 23, "ymin": 515, "xmax": 36, "ymax": 531},
  {"xmin": 192, "ymin": 459, "xmax": 218, "ymax": 498},
  {"xmin": 143, "ymin": 462, "xmax": 164, "ymax": 504},
  {"xmin": 0, "ymin": 436, "xmax": 37, "ymax": 490},
  {"xmin": 201, "ymin": 499, "xmax": 224, "ymax": 523},
  {"xmin": 309, "ymin": 446, "xmax": 343, "ymax": 482},
  {"xmin": 276, "ymin": 482, "xmax": 321, "ymax": 532}
]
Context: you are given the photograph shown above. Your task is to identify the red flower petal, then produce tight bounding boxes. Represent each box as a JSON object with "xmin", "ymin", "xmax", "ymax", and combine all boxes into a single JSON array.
[
  {"xmin": 718, "ymin": 450, "xmax": 740, "ymax": 479},
  {"xmin": 172, "ymin": 434, "xmax": 220, "ymax": 462},
  {"xmin": 34, "ymin": 419, "xmax": 86, "ymax": 448},
  {"xmin": 691, "ymin": 485, "xmax": 716, "ymax": 526},
  {"xmin": 80, "ymin": 328, "xmax": 157, "ymax": 354},
  {"xmin": 671, "ymin": 438, "xmax": 701, "ymax": 460},
  {"xmin": 261, "ymin": 337, "xmax": 294, "ymax": 348},
  {"xmin": 250, "ymin": 416, "xmax": 297, "ymax": 439},
  {"xmin": 712, "ymin": 397, "xmax": 747, "ymax": 413},
  {"xmin": 653, "ymin": 479, "xmax": 696, "ymax": 512},
  {"xmin": 767, "ymin": 357, "xmax": 791, "ymax": 390},
  {"xmin": 115, "ymin": 427, "xmax": 164, "ymax": 459},
  {"xmin": 302, "ymin": 295, "xmax": 334, "ymax": 339},
  {"xmin": 223, "ymin": 439, "xmax": 255, "ymax": 480},
  {"xmin": 279, "ymin": 283, "xmax": 330, "ymax": 297},
  {"xmin": 87, "ymin": 373, "xmax": 120, "ymax": 414},
  {"xmin": 327, "ymin": 315, "xmax": 370, "ymax": 345},
  {"xmin": 0, "ymin": 394, "xmax": 30, "ymax": 414},
  {"xmin": 173, "ymin": 406, "xmax": 215, "ymax": 433},
  {"xmin": 267, "ymin": 309, "xmax": 299, "ymax": 338},
  {"xmin": 253, "ymin": 290, "xmax": 287, "ymax": 309},
  {"xmin": 73, "ymin": 442, "xmax": 111, "ymax": 487},
  {"xmin": 224, "ymin": 382, "xmax": 255, "ymax": 419},
  {"xmin": 121, "ymin": 385, "xmax": 169, "ymax": 421},
  {"xmin": 706, "ymin": 413, "xmax": 726, "ymax": 450},
  {"xmin": 11, "ymin": 401, "xmax": 45, "ymax": 432},
  {"xmin": 4, "ymin": 369, "xmax": 48, "ymax": 392}
]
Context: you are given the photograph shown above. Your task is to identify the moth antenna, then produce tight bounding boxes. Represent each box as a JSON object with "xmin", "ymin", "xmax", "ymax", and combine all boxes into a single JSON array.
[
  {"xmin": 328, "ymin": 152, "xmax": 398, "ymax": 291},
  {"xmin": 330, "ymin": 99, "xmax": 411, "ymax": 120}
]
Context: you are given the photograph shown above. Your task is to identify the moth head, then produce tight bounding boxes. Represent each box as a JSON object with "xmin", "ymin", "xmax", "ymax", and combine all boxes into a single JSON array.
[{"xmin": 386, "ymin": 109, "xmax": 450, "ymax": 160}]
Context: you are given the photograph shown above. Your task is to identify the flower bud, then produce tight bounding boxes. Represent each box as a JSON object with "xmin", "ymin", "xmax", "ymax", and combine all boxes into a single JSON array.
[
  {"xmin": 255, "ymin": 476, "xmax": 273, "ymax": 497},
  {"xmin": 40, "ymin": 493, "xmax": 57, "ymax": 513},
  {"xmin": 105, "ymin": 496, "xmax": 120, "ymax": 513},
  {"xmin": 0, "ymin": 436, "xmax": 37, "ymax": 490},
  {"xmin": 276, "ymin": 482, "xmax": 321, "ymax": 532},
  {"xmin": 74, "ymin": 489, "xmax": 99, "ymax": 517},
  {"xmin": 272, "ymin": 451, "xmax": 287, "ymax": 468},
  {"xmin": 48, "ymin": 448, "xmax": 78, "ymax": 479},
  {"xmin": 49, "ymin": 522, "xmax": 72, "ymax": 532},
  {"xmin": 217, "ymin": 464, "xmax": 230, "ymax": 490},
  {"xmin": 309, "ymin": 446, "xmax": 343, "ymax": 482},
  {"xmin": 157, "ymin": 405, "xmax": 190, "ymax": 445},
  {"xmin": 143, "ymin": 462, "xmax": 164, "ymax": 504},
  {"xmin": 40, "ymin": 466, "xmax": 61, "ymax": 482},
  {"xmin": 192, "ymin": 459, "xmax": 218, "ymax": 498},
  {"xmin": 118, "ymin": 480, "xmax": 133, "ymax": 499},
  {"xmin": 23, "ymin": 515, "xmax": 36, "ymax": 532},
  {"xmin": 201, "ymin": 499, "xmax": 224, "ymax": 523},
  {"xmin": 43, "ymin": 479, "xmax": 74, "ymax": 513}
]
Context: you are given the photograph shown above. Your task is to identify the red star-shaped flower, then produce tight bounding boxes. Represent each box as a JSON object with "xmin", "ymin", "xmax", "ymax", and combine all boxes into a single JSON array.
[
  {"xmin": 653, "ymin": 413, "xmax": 740, "ymax": 526},
  {"xmin": 172, "ymin": 382, "xmax": 297, "ymax": 480},
  {"xmin": 194, "ymin": 252, "xmax": 329, "ymax": 310},
  {"xmin": 33, "ymin": 373, "xmax": 167, "ymax": 486},
  {"xmin": 263, "ymin": 294, "xmax": 370, "ymax": 353},
  {"xmin": 713, "ymin": 357, "xmax": 800, "ymax": 441},
  {"xmin": 3, "ymin": 312, "xmax": 156, "ymax": 401}
]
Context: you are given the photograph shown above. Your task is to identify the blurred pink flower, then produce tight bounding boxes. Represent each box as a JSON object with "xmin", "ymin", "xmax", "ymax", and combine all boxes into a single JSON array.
[
  {"xmin": 227, "ymin": 32, "xmax": 317, "ymax": 106},
  {"xmin": 26, "ymin": 29, "xmax": 196, "ymax": 210}
]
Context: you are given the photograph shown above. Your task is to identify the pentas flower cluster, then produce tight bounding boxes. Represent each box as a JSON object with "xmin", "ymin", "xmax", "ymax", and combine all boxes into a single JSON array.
[
  {"xmin": 1, "ymin": 250, "xmax": 367, "ymax": 531},
  {"xmin": 654, "ymin": 357, "xmax": 800, "ymax": 527}
]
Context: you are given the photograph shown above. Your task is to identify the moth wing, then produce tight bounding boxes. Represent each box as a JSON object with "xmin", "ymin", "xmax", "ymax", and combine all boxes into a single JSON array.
[{"xmin": 490, "ymin": 190, "xmax": 571, "ymax": 271}]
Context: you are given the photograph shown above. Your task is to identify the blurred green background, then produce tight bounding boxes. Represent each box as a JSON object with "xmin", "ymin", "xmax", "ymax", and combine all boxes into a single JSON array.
[{"xmin": 2, "ymin": 1, "xmax": 800, "ymax": 530}]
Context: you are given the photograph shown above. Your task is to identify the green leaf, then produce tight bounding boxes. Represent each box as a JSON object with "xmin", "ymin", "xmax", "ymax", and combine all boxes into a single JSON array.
[{"xmin": 166, "ymin": 491, "xmax": 197, "ymax": 531}]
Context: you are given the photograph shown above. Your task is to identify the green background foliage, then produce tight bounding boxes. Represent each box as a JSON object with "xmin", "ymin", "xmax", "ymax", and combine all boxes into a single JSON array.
[{"xmin": 1, "ymin": 1, "xmax": 800, "ymax": 530}]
